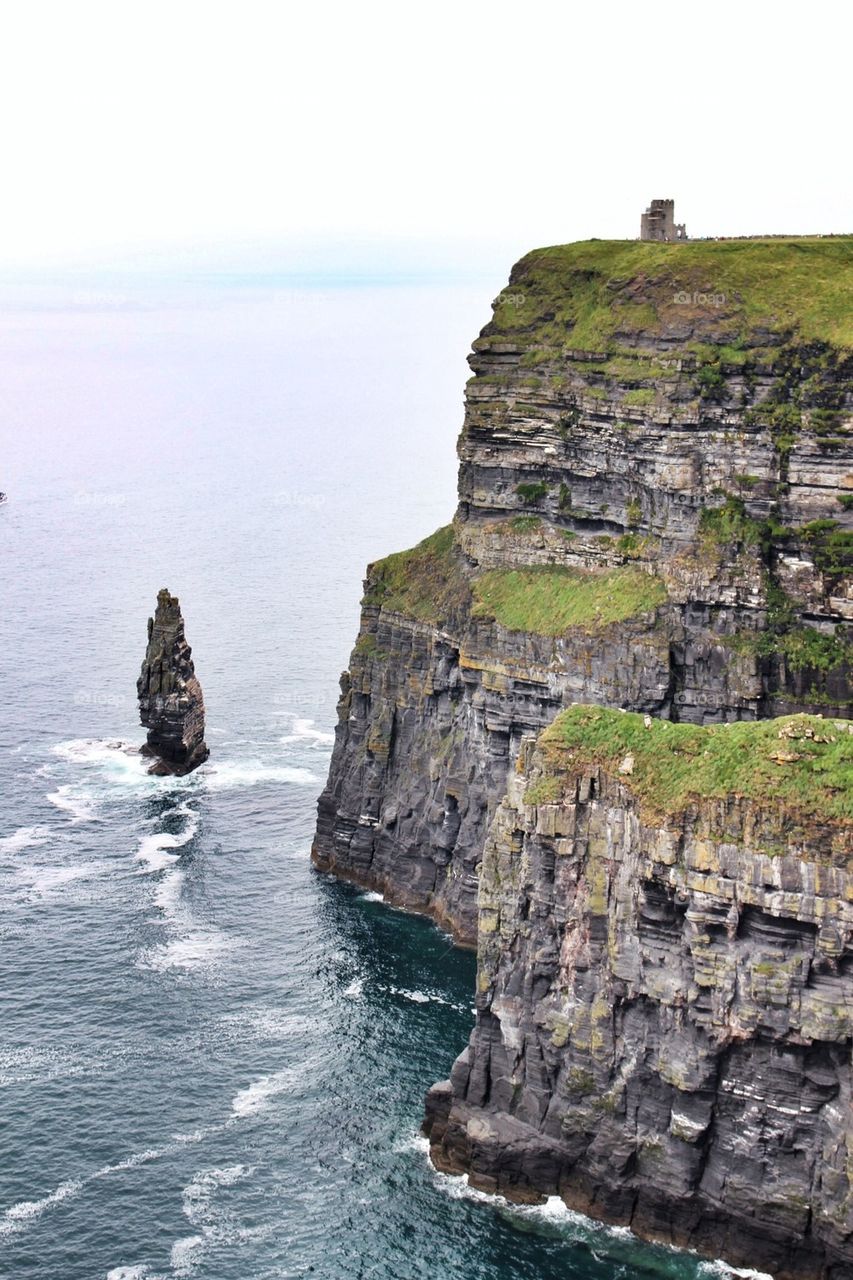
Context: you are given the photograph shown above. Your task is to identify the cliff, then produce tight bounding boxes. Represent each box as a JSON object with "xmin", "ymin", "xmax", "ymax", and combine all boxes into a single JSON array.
[
  {"xmin": 424, "ymin": 706, "xmax": 853, "ymax": 1279},
  {"xmin": 313, "ymin": 238, "xmax": 853, "ymax": 945},
  {"xmin": 137, "ymin": 588, "xmax": 208, "ymax": 775}
]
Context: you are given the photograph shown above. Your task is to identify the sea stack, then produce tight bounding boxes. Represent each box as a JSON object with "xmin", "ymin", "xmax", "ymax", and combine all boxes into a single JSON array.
[{"xmin": 137, "ymin": 588, "xmax": 209, "ymax": 775}]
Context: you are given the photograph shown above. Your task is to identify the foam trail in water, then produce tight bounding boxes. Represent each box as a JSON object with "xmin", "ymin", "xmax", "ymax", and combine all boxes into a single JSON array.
[
  {"xmin": 199, "ymin": 762, "xmax": 317, "ymax": 791},
  {"xmin": 138, "ymin": 931, "xmax": 240, "ymax": 973},
  {"xmin": 15, "ymin": 862, "xmax": 101, "ymax": 896},
  {"xmin": 135, "ymin": 809, "xmax": 199, "ymax": 874},
  {"xmin": 231, "ymin": 1067, "xmax": 301, "ymax": 1117},
  {"xmin": 169, "ymin": 1164, "xmax": 264, "ymax": 1274},
  {"xmin": 278, "ymin": 716, "xmax": 335, "ymax": 748},
  {"xmin": 46, "ymin": 785, "xmax": 97, "ymax": 823},
  {"xmin": 0, "ymin": 1177, "xmax": 84, "ymax": 1238},
  {"xmin": 0, "ymin": 825, "xmax": 52, "ymax": 854},
  {"xmin": 169, "ymin": 1235, "xmax": 204, "ymax": 1275}
]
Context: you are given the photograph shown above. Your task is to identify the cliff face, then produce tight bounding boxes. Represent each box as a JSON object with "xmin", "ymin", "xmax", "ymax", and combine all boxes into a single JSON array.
[
  {"xmin": 313, "ymin": 239, "xmax": 853, "ymax": 944},
  {"xmin": 137, "ymin": 588, "xmax": 208, "ymax": 775},
  {"xmin": 424, "ymin": 707, "xmax": 853, "ymax": 1280}
]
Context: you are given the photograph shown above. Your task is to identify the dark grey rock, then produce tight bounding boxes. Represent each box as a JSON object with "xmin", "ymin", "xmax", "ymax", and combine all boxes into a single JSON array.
[{"xmin": 137, "ymin": 588, "xmax": 208, "ymax": 775}]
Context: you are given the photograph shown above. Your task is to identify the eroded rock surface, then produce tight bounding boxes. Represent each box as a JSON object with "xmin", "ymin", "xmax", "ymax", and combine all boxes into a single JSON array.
[
  {"xmin": 313, "ymin": 240, "xmax": 852, "ymax": 944},
  {"xmin": 137, "ymin": 588, "xmax": 208, "ymax": 775},
  {"xmin": 425, "ymin": 710, "xmax": 853, "ymax": 1279}
]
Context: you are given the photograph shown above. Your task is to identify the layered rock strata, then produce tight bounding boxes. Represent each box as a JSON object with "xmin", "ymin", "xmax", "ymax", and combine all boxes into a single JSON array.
[
  {"xmin": 424, "ymin": 707, "xmax": 853, "ymax": 1280},
  {"xmin": 137, "ymin": 588, "xmax": 208, "ymax": 775},
  {"xmin": 313, "ymin": 239, "xmax": 853, "ymax": 945}
]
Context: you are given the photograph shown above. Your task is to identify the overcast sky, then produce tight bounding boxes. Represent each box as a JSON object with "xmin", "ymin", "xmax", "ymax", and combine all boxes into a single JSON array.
[{"xmin": 0, "ymin": 0, "xmax": 849, "ymax": 276}]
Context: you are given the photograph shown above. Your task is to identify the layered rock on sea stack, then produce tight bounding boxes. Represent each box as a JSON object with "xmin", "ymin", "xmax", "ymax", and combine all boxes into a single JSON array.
[
  {"xmin": 313, "ymin": 238, "xmax": 853, "ymax": 945},
  {"xmin": 137, "ymin": 588, "xmax": 208, "ymax": 775},
  {"xmin": 425, "ymin": 707, "xmax": 853, "ymax": 1279}
]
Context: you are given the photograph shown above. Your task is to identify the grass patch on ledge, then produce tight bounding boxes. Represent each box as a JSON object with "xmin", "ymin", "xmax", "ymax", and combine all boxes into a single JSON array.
[
  {"xmin": 362, "ymin": 525, "xmax": 470, "ymax": 626},
  {"xmin": 538, "ymin": 706, "xmax": 853, "ymax": 825},
  {"xmin": 490, "ymin": 238, "xmax": 853, "ymax": 352},
  {"xmin": 471, "ymin": 565, "xmax": 666, "ymax": 635}
]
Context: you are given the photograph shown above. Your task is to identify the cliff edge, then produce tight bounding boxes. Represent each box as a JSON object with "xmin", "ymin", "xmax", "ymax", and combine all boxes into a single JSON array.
[
  {"xmin": 313, "ymin": 238, "xmax": 853, "ymax": 945},
  {"xmin": 425, "ymin": 706, "xmax": 853, "ymax": 1279}
]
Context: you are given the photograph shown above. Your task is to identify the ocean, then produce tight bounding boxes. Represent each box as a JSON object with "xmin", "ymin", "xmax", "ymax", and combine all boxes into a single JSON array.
[{"xmin": 0, "ymin": 278, "xmax": 740, "ymax": 1280}]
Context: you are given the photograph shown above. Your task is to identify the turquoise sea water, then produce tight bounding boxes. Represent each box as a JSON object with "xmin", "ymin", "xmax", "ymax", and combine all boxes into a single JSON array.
[{"xmin": 0, "ymin": 281, "xmax": 744, "ymax": 1280}]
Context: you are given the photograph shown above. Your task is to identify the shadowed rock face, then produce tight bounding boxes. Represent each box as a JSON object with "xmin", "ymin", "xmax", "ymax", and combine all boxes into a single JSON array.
[
  {"xmin": 424, "ymin": 718, "xmax": 853, "ymax": 1279},
  {"xmin": 137, "ymin": 588, "xmax": 208, "ymax": 775},
  {"xmin": 312, "ymin": 239, "xmax": 853, "ymax": 1275},
  {"xmin": 312, "ymin": 241, "xmax": 853, "ymax": 946}
]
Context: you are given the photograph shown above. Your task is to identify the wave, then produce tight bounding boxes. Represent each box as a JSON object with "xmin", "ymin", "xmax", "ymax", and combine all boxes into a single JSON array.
[
  {"xmin": 137, "ymin": 929, "xmax": 240, "ymax": 974},
  {"xmin": 231, "ymin": 1067, "xmax": 300, "ymax": 1118},
  {"xmin": 15, "ymin": 861, "xmax": 101, "ymax": 896},
  {"xmin": 106, "ymin": 1267, "xmax": 153, "ymax": 1280},
  {"xmin": 169, "ymin": 1164, "xmax": 263, "ymax": 1275},
  {"xmin": 198, "ymin": 761, "xmax": 318, "ymax": 791},
  {"xmin": 218, "ymin": 1007, "xmax": 315, "ymax": 1042},
  {"xmin": 387, "ymin": 985, "xmax": 470, "ymax": 1012},
  {"xmin": 698, "ymin": 1263, "xmax": 774, "ymax": 1280},
  {"xmin": 416, "ymin": 1133, "xmax": 766, "ymax": 1279},
  {"xmin": 0, "ymin": 1177, "xmax": 83, "ymax": 1238},
  {"xmin": 135, "ymin": 808, "xmax": 199, "ymax": 874},
  {"xmin": 0, "ymin": 1044, "xmax": 89, "ymax": 1089},
  {"xmin": 0, "ymin": 824, "xmax": 52, "ymax": 854},
  {"xmin": 169, "ymin": 1234, "xmax": 204, "ymax": 1276},
  {"xmin": 46, "ymin": 784, "xmax": 98, "ymax": 823},
  {"xmin": 278, "ymin": 716, "xmax": 335, "ymax": 748}
]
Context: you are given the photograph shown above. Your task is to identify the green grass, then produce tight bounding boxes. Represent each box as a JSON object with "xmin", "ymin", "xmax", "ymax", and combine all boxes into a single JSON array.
[
  {"xmin": 623, "ymin": 388, "xmax": 656, "ymax": 407},
  {"xmin": 489, "ymin": 238, "xmax": 853, "ymax": 352},
  {"xmin": 538, "ymin": 705, "xmax": 853, "ymax": 826},
  {"xmin": 699, "ymin": 496, "xmax": 764, "ymax": 548},
  {"xmin": 471, "ymin": 565, "xmax": 667, "ymax": 634},
  {"xmin": 362, "ymin": 525, "xmax": 470, "ymax": 625},
  {"xmin": 515, "ymin": 481, "xmax": 549, "ymax": 503}
]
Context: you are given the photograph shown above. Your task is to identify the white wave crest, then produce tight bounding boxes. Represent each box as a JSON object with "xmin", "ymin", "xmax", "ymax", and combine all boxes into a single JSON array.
[
  {"xmin": 0, "ymin": 825, "xmax": 52, "ymax": 854},
  {"xmin": 231, "ymin": 1068, "xmax": 300, "ymax": 1117},
  {"xmin": 199, "ymin": 762, "xmax": 318, "ymax": 791},
  {"xmin": 0, "ymin": 1177, "xmax": 83, "ymax": 1237},
  {"xmin": 278, "ymin": 716, "xmax": 335, "ymax": 748},
  {"xmin": 699, "ymin": 1262, "xmax": 774, "ymax": 1280},
  {"xmin": 136, "ymin": 809, "xmax": 199, "ymax": 874},
  {"xmin": 16, "ymin": 861, "xmax": 101, "ymax": 896},
  {"xmin": 137, "ymin": 930, "xmax": 240, "ymax": 974},
  {"xmin": 46, "ymin": 784, "xmax": 97, "ymax": 823},
  {"xmin": 169, "ymin": 1234, "xmax": 204, "ymax": 1275}
]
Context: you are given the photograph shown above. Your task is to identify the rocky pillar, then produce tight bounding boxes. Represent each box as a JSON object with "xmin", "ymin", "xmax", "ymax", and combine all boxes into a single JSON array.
[{"xmin": 137, "ymin": 588, "xmax": 209, "ymax": 775}]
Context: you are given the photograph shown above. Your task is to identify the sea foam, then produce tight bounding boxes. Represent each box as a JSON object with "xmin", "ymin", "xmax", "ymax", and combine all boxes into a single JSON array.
[{"xmin": 0, "ymin": 825, "xmax": 52, "ymax": 854}]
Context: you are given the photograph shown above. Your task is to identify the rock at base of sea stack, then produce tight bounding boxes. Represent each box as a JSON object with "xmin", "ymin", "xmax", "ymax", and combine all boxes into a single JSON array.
[{"xmin": 137, "ymin": 588, "xmax": 209, "ymax": 776}]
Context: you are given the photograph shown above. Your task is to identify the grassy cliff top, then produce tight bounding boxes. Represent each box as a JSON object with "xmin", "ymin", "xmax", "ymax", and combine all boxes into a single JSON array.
[
  {"xmin": 489, "ymin": 237, "xmax": 853, "ymax": 352},
  {"xmin": 536, "ymin": 705, "xmax": 853, "ymax": 827}
]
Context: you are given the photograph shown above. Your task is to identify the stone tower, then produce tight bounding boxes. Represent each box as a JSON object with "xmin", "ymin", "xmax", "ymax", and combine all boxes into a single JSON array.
[{"xmin": 640, "ymin": 198, "xmax": 687, "ymax": 241}]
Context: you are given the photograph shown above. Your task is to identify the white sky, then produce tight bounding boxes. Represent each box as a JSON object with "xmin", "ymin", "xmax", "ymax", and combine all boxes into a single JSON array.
[{"xmin": 0, "ymin": 0, "xmax": 849, "ymax": 274}]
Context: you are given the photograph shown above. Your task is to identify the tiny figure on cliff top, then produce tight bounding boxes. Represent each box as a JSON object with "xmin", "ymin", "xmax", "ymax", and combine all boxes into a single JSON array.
[{"xmin": 137, "ymin": 588, "xmax": 209, "ymax": 775}]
